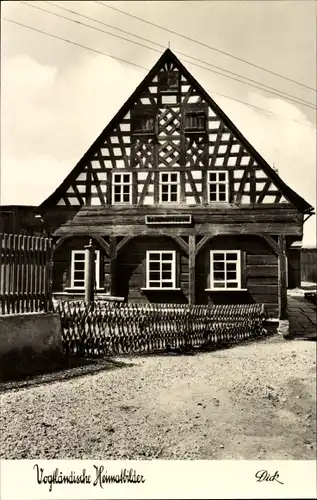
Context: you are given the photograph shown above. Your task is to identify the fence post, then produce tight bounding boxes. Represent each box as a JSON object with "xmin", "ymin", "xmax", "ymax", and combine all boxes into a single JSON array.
[
  {"xmin": 47, "ymin": 238, "xmax": 54, "ymax": 312},
  {"xmin": 85, "ymin": 239, "xmax": 96, "ymax": 303}
]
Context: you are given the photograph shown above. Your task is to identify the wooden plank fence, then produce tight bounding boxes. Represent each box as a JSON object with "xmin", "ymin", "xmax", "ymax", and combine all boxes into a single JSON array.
[
  {"xmin": 0, "ymin": 233, "xmax": 53, "ymax": 314},
  {"xmin": 54, "ymin": 301, "xmax": 267, "ymax": 356}
]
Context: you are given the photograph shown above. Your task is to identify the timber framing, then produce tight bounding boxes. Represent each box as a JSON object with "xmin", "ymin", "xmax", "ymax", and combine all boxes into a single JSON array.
[{"xmin": 37, "ymin": 49, "xmax": 313, "ymax": 215}]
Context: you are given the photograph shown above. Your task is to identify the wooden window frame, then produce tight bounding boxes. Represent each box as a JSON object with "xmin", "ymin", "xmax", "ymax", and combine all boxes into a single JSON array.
[
  {"xmin": 183, "ymin": 104, "xmax": 208, "ymax": 134},
  {"xmin": 207, "ymin": 171, "xmax": 229, "ymax": 203},
  {"xmin": 159, "ymin": 171, "xmax": 180, "ymax": 204},
  {"xmin": 158, "ymin": 71, "xmax": 180, "ymax": 93},
  {"xmin": 112, "ymin": 172, "xmax": 132, "ymax": 205},
  {"xmin": 209, "ymin": 250, "xmax": 242, "ymax": 290},
  {"xmin": 70, "ymin": 250, "xmax": 100, "ymax": 290},
  {"xmin": 131, "ymin": 106, "xmax": 157, "ymax": 136},
  {"xmin": 145, "ymin": 250, "xmax": 177, "ymax": 290}
]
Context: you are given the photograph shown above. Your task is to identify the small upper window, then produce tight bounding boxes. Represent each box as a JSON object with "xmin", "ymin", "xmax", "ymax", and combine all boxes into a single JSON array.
[
  {"xmin": 112, "ymin": 172, "xmax": 132, "ymax": 204},
  {"xmin": 159, "ymin": 172, "xmax": 180, "ymax": 203},
  {"xmin": 132, "ymin": 107, "xmax": 156, "ymax": 135},
  {"xmin": 184, "ymin": 106, "xmax": 207, "ymax": 133},
  {"xmin": 207, "ymin": 171, "xmax": 229, "ymax": 202},
  {"xmin": 158, "ymin": 71, "xmax": 180, "ymax": 92}
]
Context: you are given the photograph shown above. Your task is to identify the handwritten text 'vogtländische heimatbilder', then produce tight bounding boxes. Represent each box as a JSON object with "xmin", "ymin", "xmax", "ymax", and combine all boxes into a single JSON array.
[{"xmin": 33, "ymin": 464, "xmax": 146, "ymax": 491}]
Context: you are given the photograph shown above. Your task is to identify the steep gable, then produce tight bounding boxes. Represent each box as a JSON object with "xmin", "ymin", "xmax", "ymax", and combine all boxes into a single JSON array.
[{"xmin": 39, "ymin": 49, "xmax": 313, "ymax": 213}]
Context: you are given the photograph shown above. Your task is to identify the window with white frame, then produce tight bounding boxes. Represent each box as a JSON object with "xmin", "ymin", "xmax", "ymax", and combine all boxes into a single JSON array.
[
  {"xmin": 71, "ymin": 250, "xmax": 100, "ymax": 289},
  {"xmin": 210, "ymin": 250, "xmax": 241, "ymax": 289},
  {"xmin": 159, "ymin": 172, "xmax": 179, "ymax": 203},
  {"xmin": 207, "ymin": 171, "xmax": 229, "ymax": 202},
  {"xmin": 112, "ymin": 172, "xmax": 132, "ymax": 204},
  {"xmin": 146, "ymin": 251, "xmax": 176, "ymax": 289}
]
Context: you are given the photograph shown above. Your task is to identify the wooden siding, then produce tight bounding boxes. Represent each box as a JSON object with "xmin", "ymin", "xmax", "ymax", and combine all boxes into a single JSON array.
[
  {"xmin": 116, "ymin": 236, "xmax": 189, "ymax": 303},
  {"xmin": 51, "ymin": 205, "xmax": 304, "ymax": 238},
  {"xmin": 196, "ymin": 235, "xmax": 278, "ymax": 317},
  {"xmin": 300, "ymin": 248, "xmax": 317, "ymax": 283},
  {"xmin": 0, "ymin": 206, "xmax": 40, "ymax": 235}
]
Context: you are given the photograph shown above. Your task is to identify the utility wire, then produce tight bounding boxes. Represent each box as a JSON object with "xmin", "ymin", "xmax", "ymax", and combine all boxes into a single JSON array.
[
  {"xmin": 2, "ymin": 17, "xmax": 316, "ymax": 130},
  {"xmin": 96, "ymin": 1, "xmax": 316, "ymax": 93},
  {"xmin": 2, "ymin": 17, "xmax": 147, "ymax": 71},
  {"xmin": 42, "ymin": 0, "xmax": 316, "ymax": 109}
]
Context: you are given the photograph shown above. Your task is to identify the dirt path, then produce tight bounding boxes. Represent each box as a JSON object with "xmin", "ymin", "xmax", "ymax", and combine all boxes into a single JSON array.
[{"xmin": 0, "ymin": 336, "xmax": 316, "ymax": 459}]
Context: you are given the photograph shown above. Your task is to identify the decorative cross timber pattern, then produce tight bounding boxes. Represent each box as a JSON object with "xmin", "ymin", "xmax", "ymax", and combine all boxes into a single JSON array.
[
  {"xmin": 51, "ymin": 51, "xmax": 297, "ymax": 210},
  {"xmin": 158, "ymin": 140, "xmax": 181, "ymax": 167},
  {"xmin": 158, "ymin": 107, "xmax": 181, "ymax": 137},
  {"xmin": 132, "ymin": 138, "xmax": 156, "ymax": 168},
  {"xmin": 185, "ymin": 136, "xmax": 206, "ymax": 167}
]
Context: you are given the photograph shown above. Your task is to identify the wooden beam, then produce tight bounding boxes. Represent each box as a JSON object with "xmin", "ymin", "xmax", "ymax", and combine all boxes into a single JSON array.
[
  {"xmin": 260, "ymin": 234, "xmax": 280, "ymax": 256},
  {"xmin": 278, "ymin": 235, "xmax": 287, "ymax": 320},
  {"xmin": 185, "ymin": 170, "xmax": 200, "ymax": 204},
  {"xmin": 195, "ymin": 235, "xmax": 216, "ymax": 256},
  {"xmin": 170, "ymin": 235, "xmax": 189, "ymax": 254},
  {"xmin": 54, "ymin": 234, "xmax": 110, "ymax": 256},
  {"xmin": 109, "ymin": 236, "xmax": 117, "ymax": 296},
  {"xmin": 256, "ymin": 180, "xmax": 271, "ymax": 203},
  {"xmin": 54, "ymin": 235, "xmax": 68, "ymax": 252},
  {"xmin": 93, "ymin": 236, "xmax": 110, "ymax": 256},
  {"xmin": 116, "ymin": 235, "xmax": 134, "ymax": 255},
  {"xmin": 188, "ymin": 235, "xmax": 196, "ymax": 305},
  {"xmin": 138, "ymin": 172, "xmax": 153, "ymax": 205}
]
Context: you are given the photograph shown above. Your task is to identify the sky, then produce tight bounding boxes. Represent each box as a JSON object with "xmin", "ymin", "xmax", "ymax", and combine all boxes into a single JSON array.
[{"xmin": 1, "ymin": 0, "xmax": 316, "ymax": 245}]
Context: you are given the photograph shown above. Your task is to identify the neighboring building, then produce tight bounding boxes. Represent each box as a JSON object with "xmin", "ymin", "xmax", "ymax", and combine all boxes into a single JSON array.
[
  {"xmin": 36, "ymin": 49, "xmax": 314, "ymax": 318},
  {"xmin": 0, "ymin": 205, "xmax": 44, "ymax": 235},
  {"xmin": 288, "ymin": 244, "xmax": 317, "ymax": 288}
]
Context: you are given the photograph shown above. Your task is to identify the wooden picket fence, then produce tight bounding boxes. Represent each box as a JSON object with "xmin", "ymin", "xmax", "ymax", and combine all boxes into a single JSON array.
[
  {"xmin": 0, "ymin": 233, "xmax": 53, "ymax": 314},
  {"xmin": 54, "ymin": 301, "xmax": 267, "ymax": 356}
]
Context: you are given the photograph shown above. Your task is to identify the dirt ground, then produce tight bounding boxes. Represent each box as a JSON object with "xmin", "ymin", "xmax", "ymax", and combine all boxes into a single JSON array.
[{"xmin": 0, "ymin": 336, "xmax": 316, "ymax": 460}]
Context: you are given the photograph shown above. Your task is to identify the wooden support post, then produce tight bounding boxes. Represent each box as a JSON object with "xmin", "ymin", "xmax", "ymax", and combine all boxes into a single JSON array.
[
  {"xmin": 278, "ymin": 235, "xmax": 287, "ymax": 320},
  {"xmin": 84, "ymin": 239, "xmax": 96, "ymax": 303},
  {"xmin": 109, "ymin": 236, "xmax": 117, "ymax": 297},
  {"xmin": 188, "ymin": 235, "xmax": 196, "ymax": 306}
]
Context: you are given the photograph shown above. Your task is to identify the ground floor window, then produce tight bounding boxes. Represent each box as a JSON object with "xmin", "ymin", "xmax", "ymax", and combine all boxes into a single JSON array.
[
  {"xmin": 210, "ymin": 250, "xmax": 241, "ymax": 289},
  {"xmin": 146, "ymin": 251, "xmax": 176, "ymax": 289},
  {"xmin": 71, "ymin": 250, "xmax": 100, "ymax": 289}
]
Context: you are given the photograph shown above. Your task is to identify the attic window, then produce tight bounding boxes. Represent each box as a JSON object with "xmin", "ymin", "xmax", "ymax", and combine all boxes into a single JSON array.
[
  {"xmin": 132, "ymin": 107, "xmax": 156, "ymax": 135},
  {"xmin": 158, "ymin": 71, "xmax": 180, "ymax": 92},
  {"xmin": 184, "ymin": 106, "xmax": 207, "ymax": 133}
]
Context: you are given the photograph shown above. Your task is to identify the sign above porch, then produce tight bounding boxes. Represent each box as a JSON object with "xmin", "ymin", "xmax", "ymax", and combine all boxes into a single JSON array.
[{"xmin": 145, "ymin": 214, "xmax": 192, "ymax": 225}]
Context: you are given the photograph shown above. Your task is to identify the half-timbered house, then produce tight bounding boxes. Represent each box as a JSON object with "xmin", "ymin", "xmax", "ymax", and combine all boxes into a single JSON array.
[{"xmin": 37, "ymin": 49, "xmax": 314, "ymax": 318}]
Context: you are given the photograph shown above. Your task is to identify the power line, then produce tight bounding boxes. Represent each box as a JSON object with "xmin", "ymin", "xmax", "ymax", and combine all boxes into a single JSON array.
[
  {"xmin": 2, "ymin": 17, "xmax": 147, "ymax": 71},
  {"xmin": 2, "ymin": 17, "xmax": 316, "ymax": 130},
  {"xmin": 42, "ymin": 0, "xmax": 316, "ymax": 109},
  {"xmin": 96, "ymin": 1, "xmax": 316, "ymax": 93}
]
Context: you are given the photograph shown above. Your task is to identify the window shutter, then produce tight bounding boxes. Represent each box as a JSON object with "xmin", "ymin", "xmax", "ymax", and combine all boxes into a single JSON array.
[{"xmin": 241, "ymin": 251, "xmax": 247, "ymax": 288}]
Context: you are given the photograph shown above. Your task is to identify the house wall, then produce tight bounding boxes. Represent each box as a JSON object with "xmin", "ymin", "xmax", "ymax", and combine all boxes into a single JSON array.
[
  {"xmin": 196, "ymin": 235, "xmax": 278, "ymax": 316},
  {"xmin": 116, "ymin": 236, "xmax": 189, "ymax": 304},
  {"xmin": 114, "ymin": 234, "xmax": 278, "ymax": 315},
  {"xmin": 53, "ymin": 236, "xmax": 108, "ymax": 292}
]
